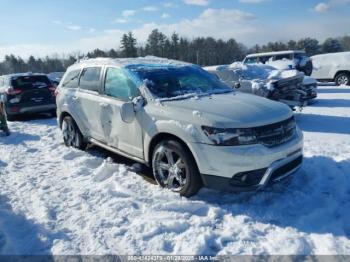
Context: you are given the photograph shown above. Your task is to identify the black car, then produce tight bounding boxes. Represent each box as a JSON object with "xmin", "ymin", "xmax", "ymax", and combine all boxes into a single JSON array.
[{"xmin": 0, "ymin": 73, "xmax": 57, "ymax": 121}]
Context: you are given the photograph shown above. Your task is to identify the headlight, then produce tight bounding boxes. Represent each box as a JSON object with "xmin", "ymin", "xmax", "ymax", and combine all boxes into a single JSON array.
[{"xmin": 201, "ymin": 126, "xmax": 257, "ymax": 146}]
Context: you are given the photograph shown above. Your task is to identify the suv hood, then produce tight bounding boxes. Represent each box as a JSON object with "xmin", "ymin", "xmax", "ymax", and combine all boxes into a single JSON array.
[{"xmin": 158, "ymin": 92, "xmax": 293, "ymax": 128}]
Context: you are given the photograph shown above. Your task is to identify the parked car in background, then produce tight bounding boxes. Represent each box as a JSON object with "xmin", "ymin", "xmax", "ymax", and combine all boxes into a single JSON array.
[
  {"xmin": 204, "ymin": 62, "xmax": 317, "ymax": 109},
  {"xmin": 243, "ymin": 50, "xmax": 313, "ymax": 76},
  {"xmin": 48, "ymin": 72, "xmax": 65, "ymax": 86},
  {"xmin": 0, "ymin": 73, "xmax": 57, "ymax": 121},
  {"xmin": 311, "ymin": 52, "xmax": 350, "ymax": 86},
  {"xmin": 302, "ymin": 76, "xmax": 318, "ymax": 103},
  {"xmin": 56, "ymin": 57, "xmax": 303, "ymax": 197}
]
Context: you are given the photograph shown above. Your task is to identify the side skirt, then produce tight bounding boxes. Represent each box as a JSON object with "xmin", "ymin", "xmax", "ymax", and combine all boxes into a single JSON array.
[{"xmin": 88, "ymin": 138, "xmax": 147, "ymax": 164}]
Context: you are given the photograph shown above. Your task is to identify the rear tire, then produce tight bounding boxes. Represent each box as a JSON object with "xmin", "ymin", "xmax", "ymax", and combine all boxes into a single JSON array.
[
  {"xmin": 152, "ymin": 140, "xmax": 202, "ymax": 197},
  {"xmin": 61, "ymin": 116, "xmax": 86, "ymax": 150},
  {"xmin": 335, "ymin": 72, "xmax": 350, "ymax": 86}
]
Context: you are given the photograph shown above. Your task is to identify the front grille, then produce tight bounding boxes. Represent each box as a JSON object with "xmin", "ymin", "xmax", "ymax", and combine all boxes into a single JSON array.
[
  {"xmin": 270, "ymin": 156, "xmax": 303, "ymax": 182},
  {"xmin": 254, "ymin": 117, "xmax": 296, "ymax": 147}
]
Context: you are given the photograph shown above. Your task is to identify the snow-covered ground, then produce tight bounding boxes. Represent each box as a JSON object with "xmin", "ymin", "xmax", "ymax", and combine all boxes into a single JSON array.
[{"xmin": 0, "ymin": 85, "xmax": 350, "ymax": 255}]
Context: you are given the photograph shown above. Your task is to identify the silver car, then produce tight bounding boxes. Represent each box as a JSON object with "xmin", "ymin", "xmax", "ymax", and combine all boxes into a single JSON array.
[{"xmin": 56, "ymin": 57, "xmax": 304, "ymax": 197}]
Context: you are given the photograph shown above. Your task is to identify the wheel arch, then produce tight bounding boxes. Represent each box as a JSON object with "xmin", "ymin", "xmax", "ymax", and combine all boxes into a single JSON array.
[
  {"xmin": 147, "ymin": 132, "xmax": 199, "ymax": 170},
  {"xmin": 59, "ymin": 111, "xmax": 85, "ymax": 136},
  {"xmin": 58, "ymin": 111, "xmax": 72, "ymax": 128},
  {"xmin": 334, "ymin": 70, "xmax": 350, "ymax": 81}
]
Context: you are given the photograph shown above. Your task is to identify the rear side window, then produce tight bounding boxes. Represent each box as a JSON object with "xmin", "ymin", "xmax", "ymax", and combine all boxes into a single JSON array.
[
  {"xmin": 274, "ymin": 54, "xmax": 292, "ymax": 60},
  {"xmin": 259, "ymin": 56, "xmax": 273, "ymax": 64},
  {"xmin": 104, "ymin": 67, "xmax": 139, "ymax": 101},
  {"xmin": 11, "ymin": 75, "xmax": 51, "ymax": 89},
  {"xmin": 245, "ymin": 57, "xmax": 258, "ymax": 64},
  {"xmin": 294, "ymin": 53, "xmax": 307, "ymax": 60},
  {"xmin": 79, "ymin": 67, "xmax": 101, "ymax": 92},
  {"xmin": 62, "ymin": 70, "xmax": 80, "ymax": 89}
]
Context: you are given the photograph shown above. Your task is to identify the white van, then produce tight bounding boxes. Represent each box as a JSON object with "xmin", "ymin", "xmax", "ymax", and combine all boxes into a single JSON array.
[{"xmin": 311, "ymin": 52, "xmax": 350, "ymax": 86}]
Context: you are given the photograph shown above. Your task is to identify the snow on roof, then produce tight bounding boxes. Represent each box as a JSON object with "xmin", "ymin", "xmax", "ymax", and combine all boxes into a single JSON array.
[
  {"xmin": 245, "ymin": 50, "xmax": 306, "ymax": 58},
  {"xmin": 204, "ymin": 61, "xmax": 303, "ymax": 81},
  {"xmin": 69, "ymin": 56, "xmax": 192, "ymax": 70}
]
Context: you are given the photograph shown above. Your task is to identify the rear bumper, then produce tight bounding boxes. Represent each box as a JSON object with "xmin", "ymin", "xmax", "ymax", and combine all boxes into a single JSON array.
[{"xmin": 6, "ymin": 103, "xmax": 56, "ymax": 115}]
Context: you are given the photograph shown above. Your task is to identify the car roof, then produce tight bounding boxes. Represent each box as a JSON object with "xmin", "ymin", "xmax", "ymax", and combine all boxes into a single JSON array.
[
  {"xmin": 69, "ymin": 56, "xmax": 192, "ymax": 71},
  {"xmin": 245, "ymin": 50, "xmax": 306, "ymax": 58}
]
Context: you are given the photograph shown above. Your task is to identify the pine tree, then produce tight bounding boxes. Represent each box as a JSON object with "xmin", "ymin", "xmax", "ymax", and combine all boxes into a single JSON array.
[
  {"xmin": 121, "ymin": 32, "xmax": 137, "ymax": 57},
  {"xmin": 322, "ymin": 38, "xmax": 343, "ymax": 53}
]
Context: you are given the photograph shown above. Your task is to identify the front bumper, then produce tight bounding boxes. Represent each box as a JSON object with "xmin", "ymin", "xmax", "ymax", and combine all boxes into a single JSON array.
[
  {"xmin": 201, "ymin": 153, "xmax": 302, "ymax": 192},
  {"xmin": 190, "ymin": 128, "xmax": 304, "ymax": 191}
]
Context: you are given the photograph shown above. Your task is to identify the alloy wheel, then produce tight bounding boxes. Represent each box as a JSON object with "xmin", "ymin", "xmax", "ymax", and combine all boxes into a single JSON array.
[
  {"xmin": 153, "ymin": 146, "xmax": 188, "ymax": 192},
  {"xmin": 337, "ymin": 75, "xmax": 349, "ymax": 86}
]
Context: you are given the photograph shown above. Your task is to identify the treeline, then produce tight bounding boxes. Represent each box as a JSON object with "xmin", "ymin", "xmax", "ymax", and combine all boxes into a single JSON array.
[{"xmin": 1, "ymin": 29, "xmax": 350, "ymax": 75}]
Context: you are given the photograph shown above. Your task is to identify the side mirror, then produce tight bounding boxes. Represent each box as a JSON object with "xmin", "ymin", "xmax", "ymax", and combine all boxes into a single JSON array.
[
  {"xmin": 132, "ymin": 96, "xmax": 145, "ymax": 112},
  {"xmin": 121, "ymin": 102, "xmax": 136, "ymax": 123}
]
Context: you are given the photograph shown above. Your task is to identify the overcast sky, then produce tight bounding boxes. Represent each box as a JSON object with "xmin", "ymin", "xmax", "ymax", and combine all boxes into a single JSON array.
[{"xmin": 0, "ymin": 0, "xmax": 349, "ymax": 59}]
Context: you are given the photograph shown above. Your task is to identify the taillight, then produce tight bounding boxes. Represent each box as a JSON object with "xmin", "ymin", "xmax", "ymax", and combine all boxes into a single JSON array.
[
  {"xmin": 6, "ymin": 87, "xmax": 22, "ymax": 95},
  {"xmin": 54, "ymin": 88, "xmax": 60, "ymax": 97},
  {"xmin": 48, "ymin": 86, "xmax": 57, "ymax": 97}
]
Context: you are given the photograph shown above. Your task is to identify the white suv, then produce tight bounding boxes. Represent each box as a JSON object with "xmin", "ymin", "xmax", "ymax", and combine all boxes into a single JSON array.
[
  {"xmin": 311, "ymin": 52, "xmax": 350, "ymax": 86},
  {"xmin": 56, "ymin": 57, "xmax": 304, "ymax": 197}
]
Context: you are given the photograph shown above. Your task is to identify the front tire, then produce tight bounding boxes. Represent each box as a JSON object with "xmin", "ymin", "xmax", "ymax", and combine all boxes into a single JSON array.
[
  {"xmin": 335, "ymin": 73, "xmax": 350, "ymax": 86},
  {"xmin": 61, "ymin": 116, "xmax": 86, "ymax": 150},
  {"xmin": 152, "ymin": 140, "xmax": 202, "ymax": 197}
]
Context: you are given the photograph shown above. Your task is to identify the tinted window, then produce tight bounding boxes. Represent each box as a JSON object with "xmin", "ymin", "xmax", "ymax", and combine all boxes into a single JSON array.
[
  {"xmin": 104, "ymin": 68, "xmax": 139, "ymax": 101},
  {"xmin": 294, "ymin": 53, "xmax": 307, "ymax": 61},
  {"xmin": 62, "ymin": 70, "xmax": 80, "ymax": 89},
  {"xmin": 245, "ymin": 57, "xmax": 258, "ymax": 64},
  {"xmin": 11, "ymin": 75, "xmax": 52, "ymax": 89},
  {"xmin": 79, "ymin": 67, "xmax": 101, "ymax": 92},
  {"xmin": 133, "ymin": 66, "xmax": 232, "ymax": 99},
  {"xmin": 259, "ymin": 56, "xmax": 273, "ymax": 64},
  {"xmin": 275, "ymin": 54, "xmax": 292, "ymax": 60}
]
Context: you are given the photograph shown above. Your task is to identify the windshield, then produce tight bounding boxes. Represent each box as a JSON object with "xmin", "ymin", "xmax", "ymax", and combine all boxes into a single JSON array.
[{"xmin": 131, "ymin": 65, "xmax": 232, "ymax": 99}]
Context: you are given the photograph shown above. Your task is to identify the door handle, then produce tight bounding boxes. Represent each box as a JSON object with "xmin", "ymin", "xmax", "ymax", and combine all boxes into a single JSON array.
[{"xmin": 72, "ymin": 96, "xmax": 79, "ymax": 101}]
